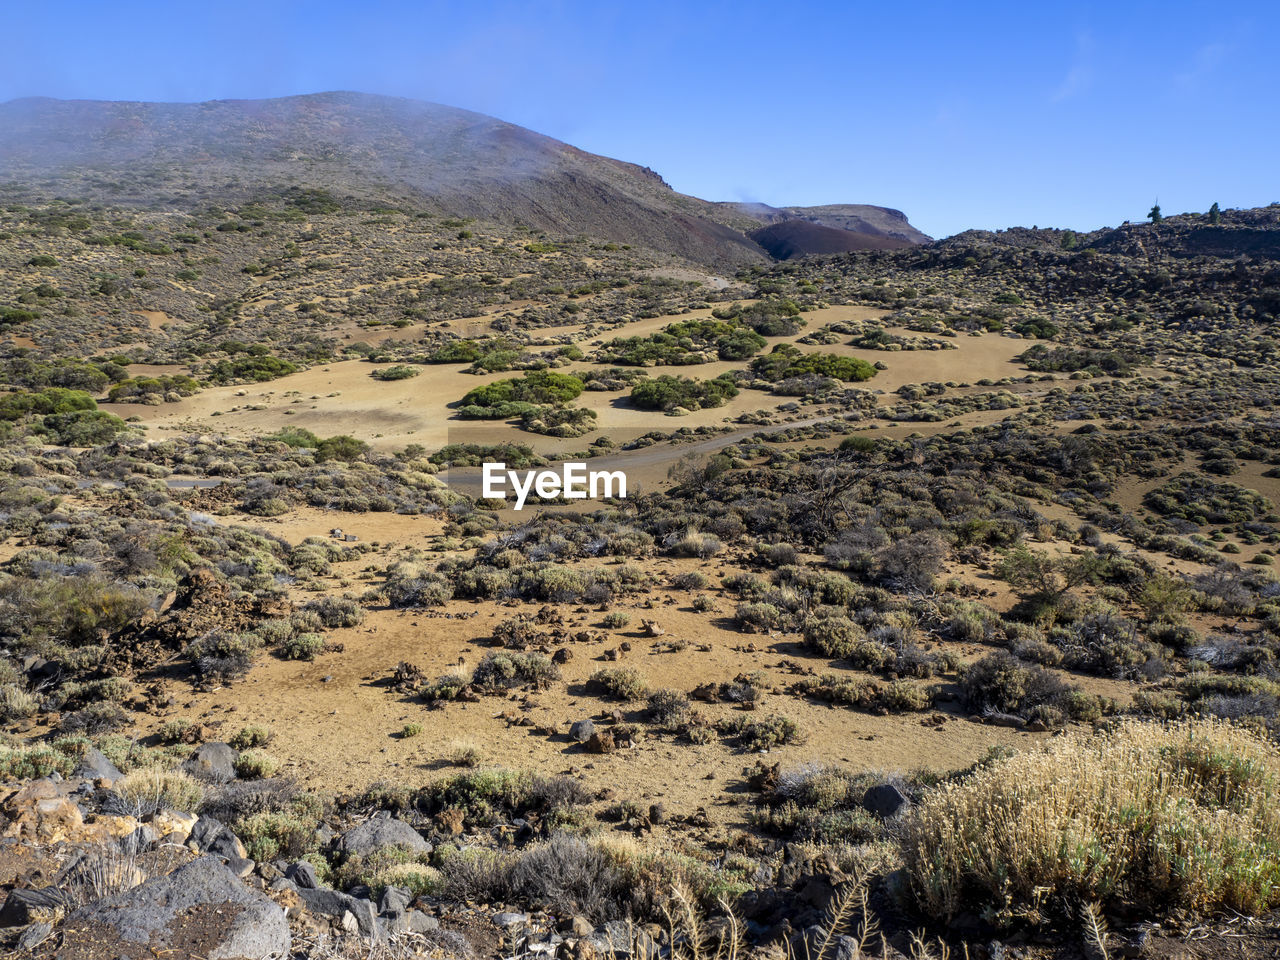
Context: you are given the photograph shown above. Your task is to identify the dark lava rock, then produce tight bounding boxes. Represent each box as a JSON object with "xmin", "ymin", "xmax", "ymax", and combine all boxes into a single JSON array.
[
  {"xmin": 862, "ymin": 782, "xmax": 908, "ymax": 818},
  {"xmin": 181, "ymin": 743, "xmax": 238, "ymax": 783},
  {"xmin": 58, "ymin": 856, "xmax": 289, "ymax": 960},
  {"xmin": 337, "ymin": 815, "xmax": 432, "ymax": 857}
]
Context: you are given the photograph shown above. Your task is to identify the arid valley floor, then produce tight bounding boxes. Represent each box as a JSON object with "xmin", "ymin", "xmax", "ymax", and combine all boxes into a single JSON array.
[{"xmin": 2, "ymin": 96, "xmax": 1280, "ymax": 960}]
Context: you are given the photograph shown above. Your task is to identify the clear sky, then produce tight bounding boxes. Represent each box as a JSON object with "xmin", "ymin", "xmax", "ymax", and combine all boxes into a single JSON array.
[{"xmin": 3, "ymin": 1, "xmax": 1275, "ymax": 238}]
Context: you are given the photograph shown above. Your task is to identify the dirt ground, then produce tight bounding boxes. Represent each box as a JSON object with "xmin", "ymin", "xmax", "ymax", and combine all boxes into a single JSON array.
[
  {"xmin": 114, "ymin": 305, "xmax": 1034, "ymax": 458},
  {"xmin": 138, "ymin": 524, "xmax": 1136, "ymax": 831}
]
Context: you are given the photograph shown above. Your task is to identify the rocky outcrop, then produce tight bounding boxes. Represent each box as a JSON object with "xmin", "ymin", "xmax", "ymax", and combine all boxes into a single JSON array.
[
  {"xmin": 337, "ymin": 814, "xmax": 432, "ymax": 857},
  {"xmin": 59, "ymin": 856, "xmax": 290, "ymax": 960}
]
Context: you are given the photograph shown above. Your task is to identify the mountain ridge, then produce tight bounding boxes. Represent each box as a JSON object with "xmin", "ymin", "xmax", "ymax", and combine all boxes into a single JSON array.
[{"xmin": 0, "ymin": 91, "xmax": 926, "ymax": 267}]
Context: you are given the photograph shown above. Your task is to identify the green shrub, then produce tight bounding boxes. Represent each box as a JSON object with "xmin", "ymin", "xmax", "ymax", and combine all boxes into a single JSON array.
[
  {"xmin": 281, "ymin": 633, "xmax": 325, "ymax": 661},
  {"xmin": 234, "ymin": 750, "xmax": 280, "ymax": 779},
  {"xmin": 750, "ymin": 344, "xmax": 877, "ymax": 383},
  {"xmin": 371, "ymin": 364, "xmax": 420, "ymax": 381},
  {"xmin": 735, "ymin": 714, "xmax": 804, "ymax": 750},
  {"xmin": 590, "ymin": 666, "xmax": 649, "ymax": 701},
  {"xmin": 630, "ymin": 374, "xmax": 738, "ymax": 412},
  {"xmin": 459, "ymin": 370, "xmax": 584, "ymax": 416},
  {"xmin": 229, "ymin": 725, "xmax": 273, "ymax": 750},
  {"xmin": 472, "ymin": 652, "xmax": 560, "ymax": 691},
  {"xmin": 207, "ymin": 355, "xmax": 298, "ymax": 384},
  {"xmin": 0, "ymin": 743, "xmax": 77, "ymax": 780},
  {"xmin": 110, "ymin": 767, "xmax": 205, "ymax": 816},
  {"xmin": 803, "ymin": 616, "xmax": 865, "ymax": 658},
  {"xmin": 314, "ymin": 435, "xmax": 369, "ymax": 463}
]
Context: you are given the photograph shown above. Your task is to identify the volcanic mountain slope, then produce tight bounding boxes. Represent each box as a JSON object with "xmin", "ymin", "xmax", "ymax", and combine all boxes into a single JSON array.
[
  {"xmin": 727, "ymin": 200, "xmax": 931, "ymax": 259},
  {"xmin": 0, "ymin": 92, "xmax": 929, "ymax": 268},
  {"xmin": 748, "ymin": 218, "xmax": 917, "ymax": 259}
]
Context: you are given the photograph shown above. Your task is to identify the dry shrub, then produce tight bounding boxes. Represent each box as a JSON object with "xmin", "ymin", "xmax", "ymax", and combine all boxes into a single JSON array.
[
  {"xmin": 901, "ymin": 717, "xmax": 1280, "ymax": 925},
  {"xmin": 108, "ymin": 767, "xmax": 205, "ymax": 817},
  {"xmin": 590, "ymin": 666, "xmax": 649, "ymax": 701}
]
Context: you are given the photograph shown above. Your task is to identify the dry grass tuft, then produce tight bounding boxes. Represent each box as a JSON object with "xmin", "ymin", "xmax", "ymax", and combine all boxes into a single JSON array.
[
  {"xmin": 901, "ymin": 717, "xmax": 1280, "ymax": 926},
  {"xmin": 108, "ymin": 766, "xmax": 206, "ymax": 817}
]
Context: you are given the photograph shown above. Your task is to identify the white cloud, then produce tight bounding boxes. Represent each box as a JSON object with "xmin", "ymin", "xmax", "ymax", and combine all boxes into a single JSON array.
[
  {"xmin": 1051, "ymin": 32, "xmax": 1095, "ymax": 103},
  {"xmin": 1175, "ymin": 42, "xmax": 1229, "ymax": 90}
]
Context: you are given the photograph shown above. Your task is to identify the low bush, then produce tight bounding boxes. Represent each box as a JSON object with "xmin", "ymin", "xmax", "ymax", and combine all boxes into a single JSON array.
[
  {"xmin": 234, "ymin": 750, "xmax": 280, "ymax": 779},
  {"xmin": 371, "ymin": 364, "xmax": 420, "ymax": 381},
  {"xmin": 109, "ymin": 767, "xmax": 205, "ymax": 817},
  {"xmin": 750, "ymin": 344, "xmax": 877, "ymax": 383},
  {"xmin": 630, "ymin": 374, "xmax": 738, "ymax": 412},
  {"xmin": 590, "ymin": 666, "xmax": 649, "ymax": 701},
  {"xmin": 281, "ymin": 633, "xmax": 325, "ymax": 661},
  {"xmin": 901, "ymin": 718, "xmax": 1280, "ymax": 924},
  {"xmin": 472, "ymin": 652, "xmax": 561, "ymax": 691}
]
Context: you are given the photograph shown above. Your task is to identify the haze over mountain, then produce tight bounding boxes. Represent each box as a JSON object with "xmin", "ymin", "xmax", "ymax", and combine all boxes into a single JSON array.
[{"xmin": 0, "ymin": 91, "xmax": 926, "ymax": 268}]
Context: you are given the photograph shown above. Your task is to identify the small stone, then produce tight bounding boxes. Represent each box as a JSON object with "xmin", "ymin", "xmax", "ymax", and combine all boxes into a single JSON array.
[
  {"xmin": 286, "ymin": 861, "xmax": 320, "ymax": 889},
  {"xmin": 0, "ymin": 887, "xmax": 67, "ymax": 927},
  {"xmin": 560, "ymin": 915, "xmax": 593, "ymax": 937},
  {"xmin": 585, "ymin": 730, "xmax": 615, "ymax": 754},
  {"xmin": 147, "ymin": 808, "xmax": 199, "ymax": 844},
  {"xmin": 409, "ymin": 910, "xmax": 440, "ymax": 934},
  {"xmin": 74, "ymin": 747, "xmax": 124, "ymax": 782}
]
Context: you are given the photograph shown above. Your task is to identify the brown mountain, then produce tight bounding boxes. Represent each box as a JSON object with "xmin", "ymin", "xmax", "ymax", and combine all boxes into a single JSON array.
[
  {"xmin": 748, "ymin": 219, "xmax": 916, "ymax": 259},
  {"xmin": 729, "ymin": 201, "xmax": 931, "ymax": 259},
  {"xmin": 0, "ymin": 92, "xmax": 928, "ymax": 267}
]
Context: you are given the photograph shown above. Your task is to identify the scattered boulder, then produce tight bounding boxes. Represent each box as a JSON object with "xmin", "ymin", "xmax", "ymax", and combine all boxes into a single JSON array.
[
  {"xmin": 585, "ymin": 730, "xmax": 616, "ymax": 754},
  {"xmin": 73, "ymin": 746, "xmax": 123, "ymax": 783},
  {"xmin": 862, "ymin": 783, "xmax": 908, "ymax": 818},
  {"xmin": 337, "ymin": 815, "xmax": 432, "ymax": 857},
  {"xmin": 1, "ymin": 779, "xmax": 86, "ymax": 844},
  {"xmin": 435, "ymin": 807, "xmax": 465, "ymax": 835},
  {"xmin": 409, "ymin": 910, "xmax": 441, "ymax": 934},
  {"xmin": 285, "ymin": 860, "xmax": 320, "ymax": 889},
  {"xmin": 59, "ymin": 856, "xmax": 290, "ymax": 960},
  {"xmin": 148, "ymin": 808, "xmax": 199, "ymax": 844},
  {"xmin": 296, "ymin": 885, "xmax": 378, "ymax": 939},
  {"xmin": 590, "ymin": 919, "xmax": 657, "ymax": 958},
  {"xmin": 17, "ymin": 920, "xmax": 53, "ymax": 951},
  {"xmin": 182, "ymin": 742, "xmax": 238, "ymax": 783},
  {"xmin": 560, "ymin": 915, "xmax": 594, "ymax": 936},
  {"xmin": 569, "ymin": 719, "xmax": 596, "ymax": 743},
  {"xmin": 189, "ymin": 816, "xmax": 254, "ymax": 876},
  {"xmin": 379, "ymin": 884, "xmax": 411, "ymax": 919}
]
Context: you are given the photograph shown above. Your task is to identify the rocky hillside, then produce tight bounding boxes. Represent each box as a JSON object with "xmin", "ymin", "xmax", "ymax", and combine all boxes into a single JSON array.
[
  {"xmin": 747, "ymin": 218, "xmax": 916, "ymax": 259},
  {"xmin": 0, "ymin": 93, "xmax": 932, "ymax": 269},
  {"xmin": 724, "ymin": 201, "xmax": 929, "ymax": 259}
]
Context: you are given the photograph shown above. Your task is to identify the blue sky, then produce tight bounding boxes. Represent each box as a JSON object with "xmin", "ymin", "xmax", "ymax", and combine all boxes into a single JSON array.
[{"xmin": 3, "ymin": 1, "xmax": 1275, "ymax": 238}]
